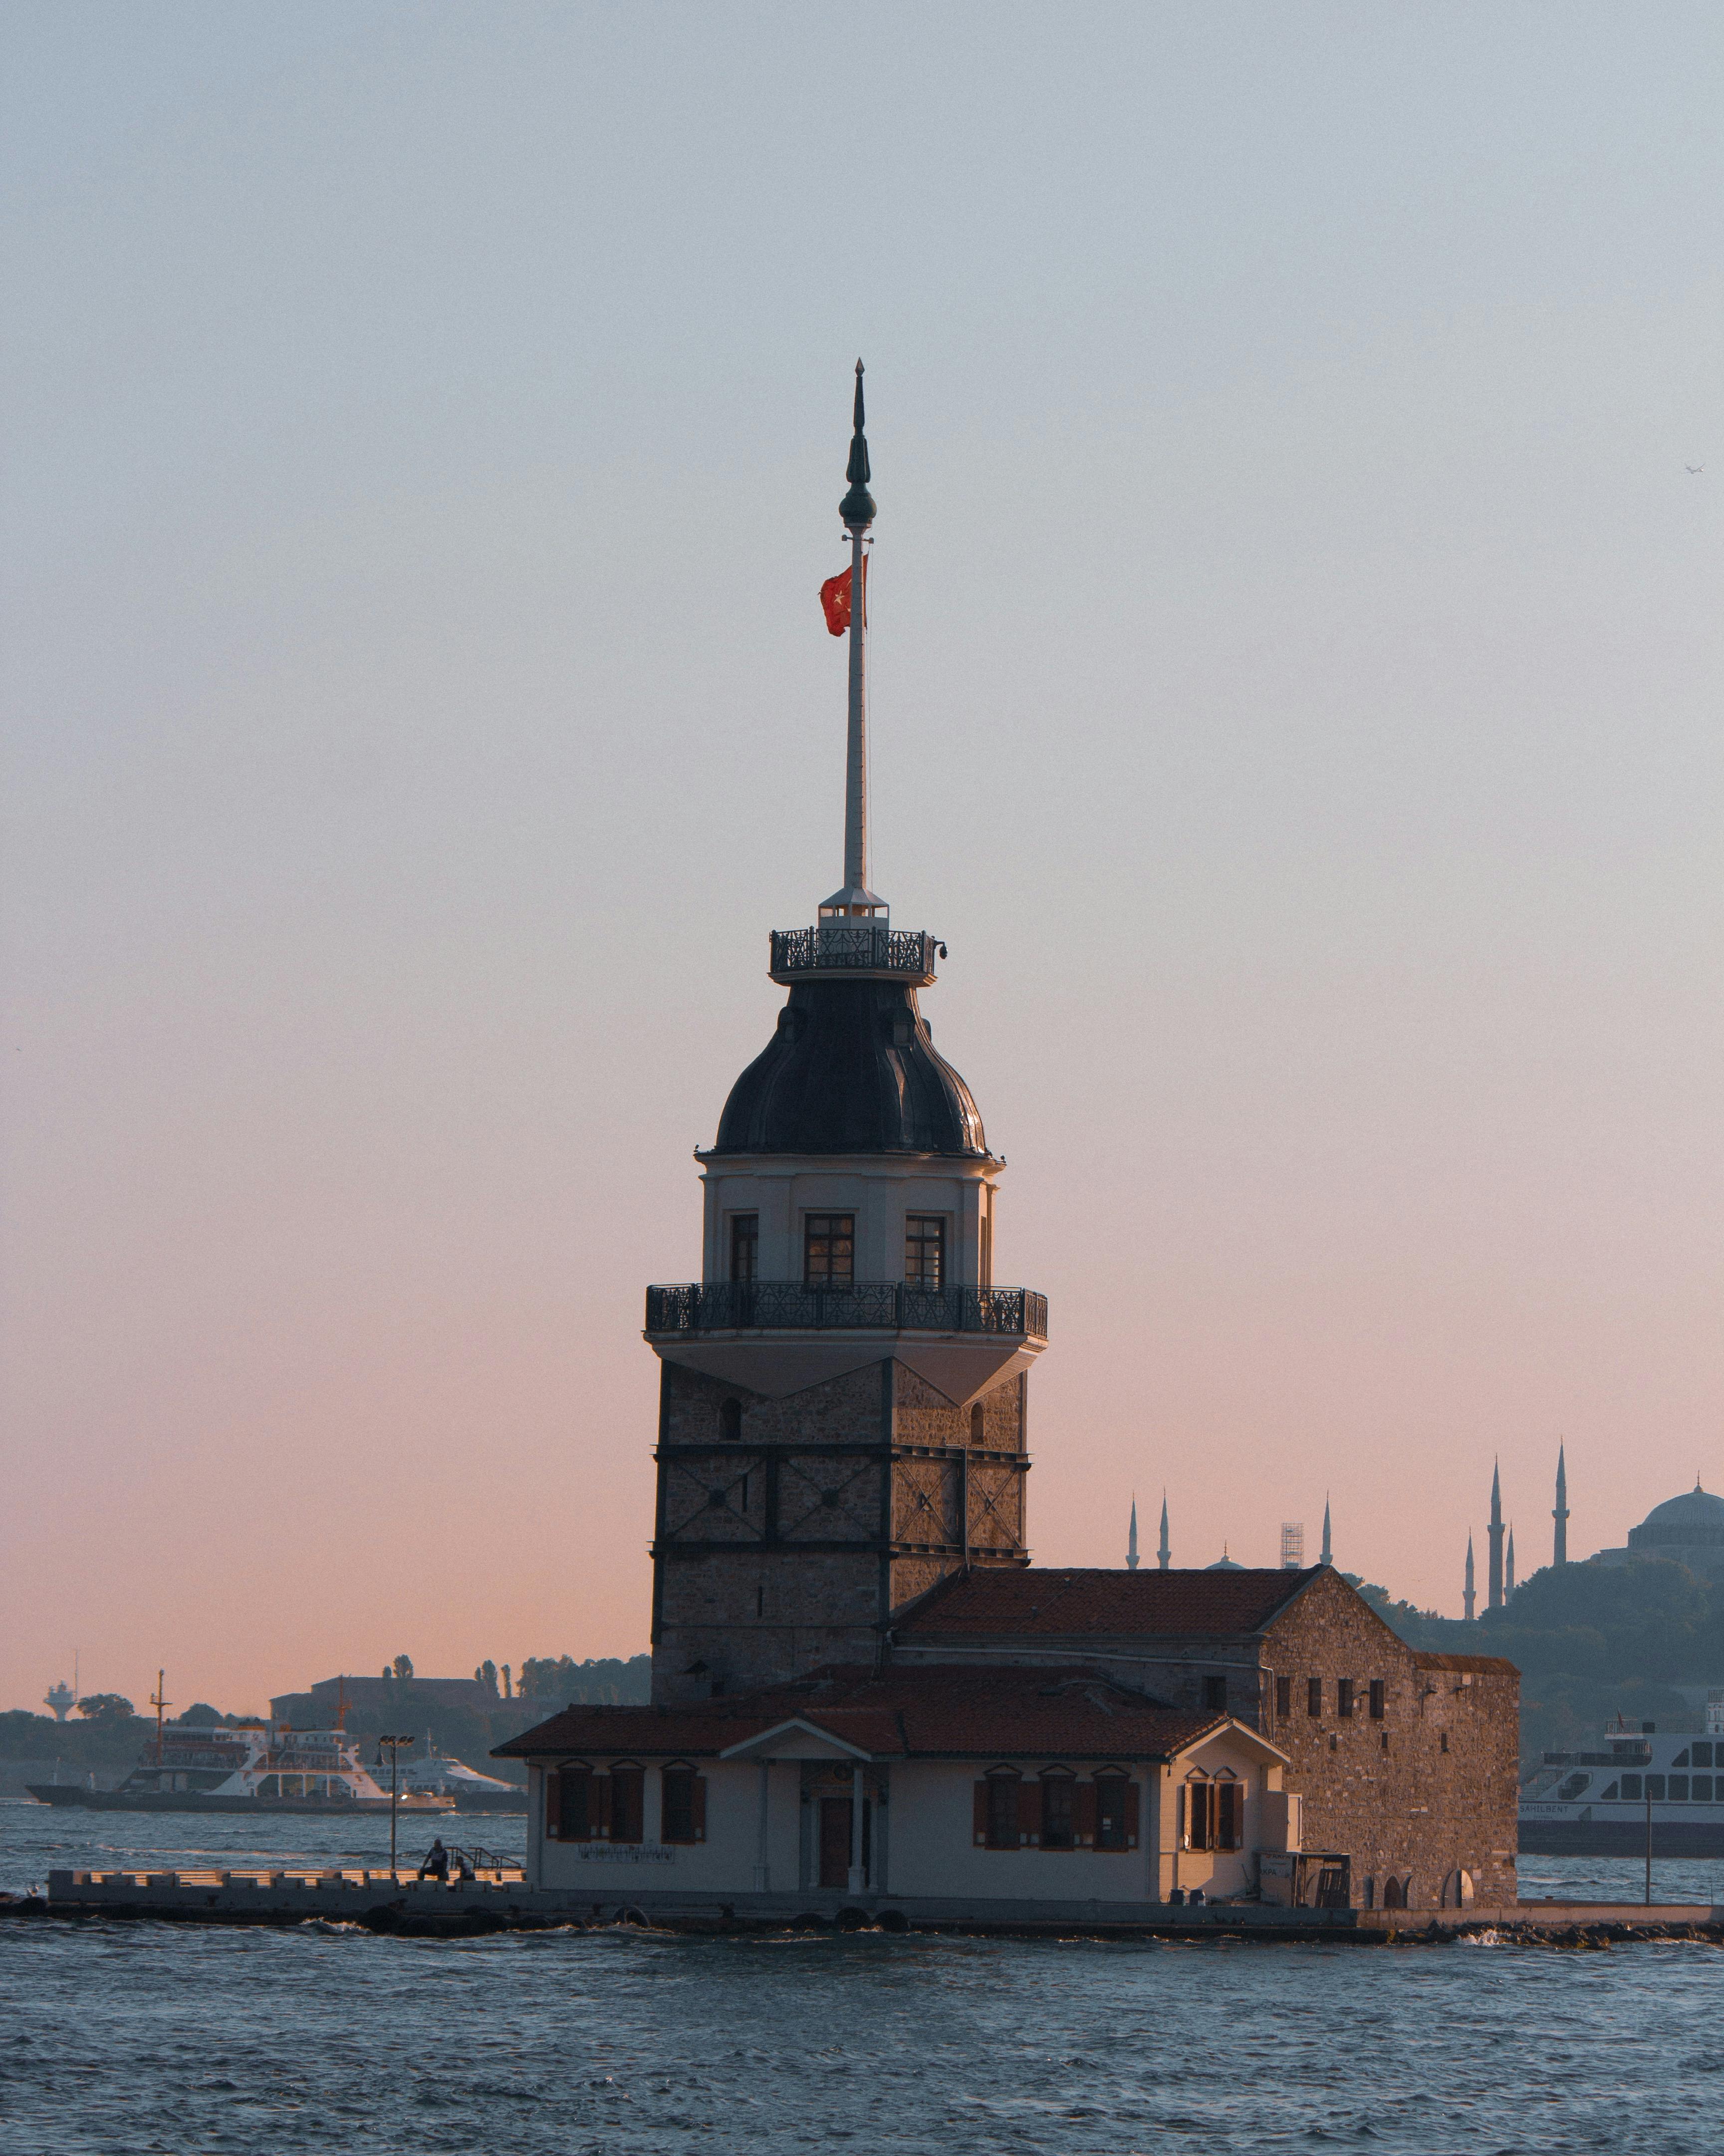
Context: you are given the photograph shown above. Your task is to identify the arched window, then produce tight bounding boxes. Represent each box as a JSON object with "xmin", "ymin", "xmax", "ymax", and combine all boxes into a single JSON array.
[
  {"xmin": 720, "ymin": 1398, "xmax": 742, "ymax": 1441},
  {"xmin": 1382, "ymin": 1875, "xmax": 1407, "ymax": 1909}
]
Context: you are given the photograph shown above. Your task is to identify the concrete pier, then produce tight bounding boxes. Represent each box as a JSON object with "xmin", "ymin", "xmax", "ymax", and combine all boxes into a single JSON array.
[{"xmin": 9, "ymin": 1871, "xmax": 1724, "ymax": 1943}]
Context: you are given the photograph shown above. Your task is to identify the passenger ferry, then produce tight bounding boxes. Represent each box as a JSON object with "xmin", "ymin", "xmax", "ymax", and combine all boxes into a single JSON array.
[
  {"xmin": 1519, "ymin": 1696, "xmax": 1724, "ymax": 1856},
  {"xmin": 28, "ymin": 1721, "xmax": 454, "ymax": 1815}
]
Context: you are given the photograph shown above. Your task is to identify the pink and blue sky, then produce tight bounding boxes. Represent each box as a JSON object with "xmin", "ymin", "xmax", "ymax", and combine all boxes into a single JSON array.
[{"xmin": 3, "ymin": 2, "xmax": 1720, "ymax": 1714}]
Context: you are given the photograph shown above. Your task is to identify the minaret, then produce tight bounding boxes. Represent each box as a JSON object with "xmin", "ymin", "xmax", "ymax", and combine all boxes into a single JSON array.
[
  {"xmin": 641, "ymin": 368, "xmax": 1048, "ymax": 1703},
  {"xmin": 1158, "ymin": 1494, "xmax": 1171, "ymax": 1571},
  {"xmin": 1126, "ymin": 1497, "xmax": 1139, "ymax": 1571},
  {"xmin": 1505, "ymin": 1525, "xmax": 1516, "ymax": 1598},
  {"xmin": 1487, "ymin": 1460, "xmax": 1504, "ymax": 1611},
  {"xmin": 1464, "ymin": 1533, "xmax": 1476, "ymax": 1621},
  {"xmin": 1553, "ymin": 1443, "xmax": 1569, "ymax": 1567},
  {"xmin": 1320, "ymin": 1497, "xmax": 1332, "ymax": 1568}
]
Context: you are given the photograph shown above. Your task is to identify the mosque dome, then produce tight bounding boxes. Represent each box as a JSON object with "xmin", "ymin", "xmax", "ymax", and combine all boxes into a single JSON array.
[
  {"xmin": 712, "ymin": 977, "xmax": 987, "ymax": 1157},
  {"xmin": 1205, "ymin": 1551, "xmax": 1245, "ymax": 1572},
  {"xmin": 1627, "ymin": 1484, "xmax": 1724, "ymax": 1553}
]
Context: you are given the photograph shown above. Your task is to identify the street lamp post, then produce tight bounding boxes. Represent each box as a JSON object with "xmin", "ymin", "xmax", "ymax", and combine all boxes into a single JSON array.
[{"xmin": 377, "ymin": 1734, "xmax": 413, "ymax": 1876}]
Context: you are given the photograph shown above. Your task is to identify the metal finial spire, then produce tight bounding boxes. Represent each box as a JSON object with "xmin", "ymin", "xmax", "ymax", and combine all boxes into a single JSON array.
[{"xmin": 839, "ymin": 359, "xmax": 874, "ymax": 527}]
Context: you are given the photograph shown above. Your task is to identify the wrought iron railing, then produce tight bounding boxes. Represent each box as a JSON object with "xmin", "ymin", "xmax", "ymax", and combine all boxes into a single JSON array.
[
  {"xmin": 769, "ymin": 926, "xmax": 942, "ymax": 977},
  {"xmin": 645, "ymin": 1282, "xmax": 1047, "ymax": 1339}
]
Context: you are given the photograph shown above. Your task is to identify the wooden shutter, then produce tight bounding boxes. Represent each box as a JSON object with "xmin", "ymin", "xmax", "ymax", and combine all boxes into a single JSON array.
[
  {"xmin": 1075, "ymin": 1781, "xmax": 1098, "ymax": 1848},
  {"xmin": 1016, "ymin": 1777, "xmax": 1042, "ymax": 1847},
  {"xmin": 592, "ymin": 1772, "xmax": 613, "ymax": 1841},
  {"xmin": 973, "ymin": 1780, "xmax": 989, "ymax": 1847},
  {"xmin": 544, "ymin": 1768, "xmax": 561, "ymax": 1839},
  {"xmin": 1123, "ymin": 1779, "xmax": 1140, "ymax": 1851},
  {"xmin": 692, "ymin": 1774, "xmax": 707, "ymax": 1843},
  {"xmin": 1219, "ymin": 1781, "xmax": 1242, "ymax": 1849}
]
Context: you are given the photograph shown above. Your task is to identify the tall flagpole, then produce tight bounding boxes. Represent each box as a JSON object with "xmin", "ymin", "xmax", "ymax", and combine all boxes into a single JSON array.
[{"xmin": 831, "ymin": 359, "xmax": 879, "ymax": 915}]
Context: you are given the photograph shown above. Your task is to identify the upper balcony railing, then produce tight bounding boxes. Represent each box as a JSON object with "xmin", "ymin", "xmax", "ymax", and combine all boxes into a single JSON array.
[
  {"xmin": 645, "ymin": 1281, "xmax": 1048, "ymax": 1341},
  {"xmin": 769, "ymin": 925, "xmax": 942, "ymax": 983}
]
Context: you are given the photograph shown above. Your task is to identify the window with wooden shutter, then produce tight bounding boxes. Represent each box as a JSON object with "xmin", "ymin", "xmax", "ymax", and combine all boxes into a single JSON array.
[
  {"xmin": 610, "ymin": 1764, "xmax": 645, "ymax": 1845},
  {"xmin": 985, "ymin": 1772, "xmax": 1018, "ymax": 1850},
  {"xmin": 662, "ymin": 1764, "xmax": 697, "ymax": 1844},
  {"xmin": 1040, "ymin": 1771, "xmax": 1075, "ymax": 1849},
  {"xmin": 1217, "ymin": 1778, "xmax": 1243, "ymax": 1850},
  {"xmin": 1187, "ymin": 1779, "xmax": 1212, "ymax": 1851},
  {"xmin": 544, "ymin": 1768, "xmax": 561, "ymax": 1838},
  {"xmin": 1094, "ymin": 1774, "xmax": 1129, "ymax": 1851},
  {"xmin": 691, "ymin": 1773, "xmax": 707, "ymax": 1842},
  {"xmin": 1016, "ymin": 1777, "xmax": 1042, "ymax": 1848},
  {"xmin": 591, "ymin": 1771, "xmax": 613, "ymax": 1841},
  {"xmin": 973, "ymin": 1781, "xmax": 989, "ymax": 1847},
  {"xmin": 557, "ymin": 1765, "xmax": 591, "ymax": 1842},
  {"xmin": 1075, "ymin": 1780, "xmax": 1099, "ymax": 1849}
]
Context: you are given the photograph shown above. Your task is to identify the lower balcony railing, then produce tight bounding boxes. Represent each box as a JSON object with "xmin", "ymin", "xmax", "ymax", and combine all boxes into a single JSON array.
[{"xmin": 645, "ymin": 1282, "xmax": 1048, "ymax": 1340}]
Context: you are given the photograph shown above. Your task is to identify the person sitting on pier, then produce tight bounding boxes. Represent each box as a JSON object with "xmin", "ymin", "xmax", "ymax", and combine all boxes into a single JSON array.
[{"xmin": 419, "ymin": 1839, "xmax": 450, "ymax": 1881}]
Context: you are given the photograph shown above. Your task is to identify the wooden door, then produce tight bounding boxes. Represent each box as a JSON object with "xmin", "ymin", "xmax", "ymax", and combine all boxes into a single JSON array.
[{"xmin": 819, "ymin": 1798, "xmax": 852, "ymax": 1887}]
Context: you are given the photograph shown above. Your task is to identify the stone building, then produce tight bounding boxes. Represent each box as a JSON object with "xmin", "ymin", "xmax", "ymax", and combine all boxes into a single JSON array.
[{"xmin": 500, "ymin": 370, "xmax": 1519, "ymax": 1920}]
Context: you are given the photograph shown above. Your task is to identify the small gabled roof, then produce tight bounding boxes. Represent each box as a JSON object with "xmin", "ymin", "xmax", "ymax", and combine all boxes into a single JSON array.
[
  {"xmin": 894, "ymin": 1566, "xmax": 1319, "ymax": 1640},
  {"xmin": 495, "ymin": 1663, "xmax": 1288, "ymax": 1767}
]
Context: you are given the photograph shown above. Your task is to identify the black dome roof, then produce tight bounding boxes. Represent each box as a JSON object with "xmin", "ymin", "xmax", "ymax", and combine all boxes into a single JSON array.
[{"xmin": 712, "ymin": 978, "xmax": 987, "ymax": 1157}]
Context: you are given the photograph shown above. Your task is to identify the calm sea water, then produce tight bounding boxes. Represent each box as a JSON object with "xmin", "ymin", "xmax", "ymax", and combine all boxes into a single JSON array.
[{"xmin": 6, "ymin": 1800, "xmax": 1724, "ymax": 2156}]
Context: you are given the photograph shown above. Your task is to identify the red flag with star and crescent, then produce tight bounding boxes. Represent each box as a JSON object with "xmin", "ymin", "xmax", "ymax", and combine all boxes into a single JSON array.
[{"xmin": 819, "ymin": 558, "xmax": 866, "ymax": 636}]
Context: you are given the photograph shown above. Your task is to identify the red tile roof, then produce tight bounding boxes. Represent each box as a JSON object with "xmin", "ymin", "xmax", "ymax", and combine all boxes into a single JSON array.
[
  {"xmin": 893, "ymin": 1566, "xmax": 1317, "ymax": 1639},
  {"xmin": 494, "ymin": 1663, "xmax": 1237, "ymax": 1764}
]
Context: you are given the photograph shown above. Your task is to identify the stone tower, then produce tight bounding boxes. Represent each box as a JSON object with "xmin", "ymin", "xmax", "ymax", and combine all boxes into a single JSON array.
[{"xmin": 643, "ymin": 369, "xmax": 1048, "ymax": 1705}]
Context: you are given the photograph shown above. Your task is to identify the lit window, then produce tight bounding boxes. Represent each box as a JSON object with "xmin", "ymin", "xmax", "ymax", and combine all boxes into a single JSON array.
[
  {"xmin": 804, "ymin": 1214, "xmax": 854, "ymax": 1288},
  {"xmin": 905, "ymin": 1215, "xmax": 946, "ymax": 1289},
  {"xmin": 730, "ymin": 1215, "xmax": 758, "ymax": 1283}
]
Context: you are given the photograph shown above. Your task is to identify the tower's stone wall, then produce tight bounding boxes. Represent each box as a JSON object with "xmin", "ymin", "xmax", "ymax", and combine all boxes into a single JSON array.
[{"xmin": 651, "ymin": 1358, "xmax": 1031, "ymax": 1704}]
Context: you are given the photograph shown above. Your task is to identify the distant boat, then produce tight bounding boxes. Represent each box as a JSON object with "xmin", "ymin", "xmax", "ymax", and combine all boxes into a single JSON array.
[
  {"xmin": 390, "ymin": 1736, "xmax": 526, "ymax": 1812},
  {"xmin": 1520, "ymin": 1708, "xmax": 1724, "ymax": 1856},
  {"xmin": 27, "ymin": 1721, "xmax": 454, "ymax": 1814}
]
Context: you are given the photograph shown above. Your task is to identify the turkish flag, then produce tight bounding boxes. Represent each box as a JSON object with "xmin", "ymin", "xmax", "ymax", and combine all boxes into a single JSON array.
[{"xmin": 819, "ymin": 559, "xmax": 865, "ymax": 636}]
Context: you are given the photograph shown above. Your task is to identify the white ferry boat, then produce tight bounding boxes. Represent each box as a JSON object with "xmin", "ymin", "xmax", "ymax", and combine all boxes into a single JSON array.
[
  {"xmin": 1519, "ymin": 1695, "xmax": 1724, "ymax": 1856},
  {"xmin": 390, "ymin": 1736, "xmax": 526, "ymax": 1813},
  {"xmin": 28, "ymin": 1721, "xmax": 454, "ymax": 1815}
]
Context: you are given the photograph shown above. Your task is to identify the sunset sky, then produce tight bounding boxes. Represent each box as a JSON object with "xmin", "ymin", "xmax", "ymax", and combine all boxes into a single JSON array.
[{"xmin": 3, "ymin": 2, "xmax": 1721, "ymax": 1716}]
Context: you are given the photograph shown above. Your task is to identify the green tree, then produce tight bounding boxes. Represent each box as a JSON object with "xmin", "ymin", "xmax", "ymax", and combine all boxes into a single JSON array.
[{"xmin": 74, "ymin": 1693, "xmax": 134, "ymax": 1723}]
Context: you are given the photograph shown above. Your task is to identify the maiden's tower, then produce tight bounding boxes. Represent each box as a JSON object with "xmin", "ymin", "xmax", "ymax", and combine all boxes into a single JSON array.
[{"xmin": 642, "ymin": 365, "xmax": 1048, "ymax": 1703}]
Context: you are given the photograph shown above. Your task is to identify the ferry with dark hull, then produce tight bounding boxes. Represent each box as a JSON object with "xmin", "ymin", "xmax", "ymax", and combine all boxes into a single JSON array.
[{"xmin": 1520, "ymin": 1704, "xmax": 1724, "ymax": 1857}]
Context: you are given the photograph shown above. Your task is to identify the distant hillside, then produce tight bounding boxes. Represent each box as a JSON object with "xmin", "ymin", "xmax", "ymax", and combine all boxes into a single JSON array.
[{"xmin": 1347, "ymin": 1560, "xmax": 1724, "ymax": 1766}]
